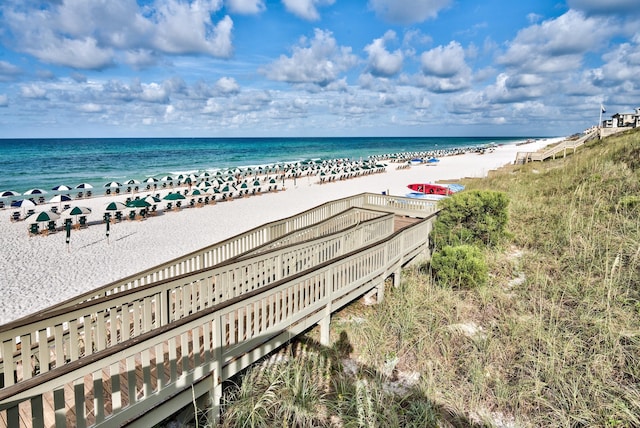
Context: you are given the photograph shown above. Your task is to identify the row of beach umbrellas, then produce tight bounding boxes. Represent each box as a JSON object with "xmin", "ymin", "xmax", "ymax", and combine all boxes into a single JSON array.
[{"xmin": 3, "ymin": 158, "xmax": 388, "ymax": 201}]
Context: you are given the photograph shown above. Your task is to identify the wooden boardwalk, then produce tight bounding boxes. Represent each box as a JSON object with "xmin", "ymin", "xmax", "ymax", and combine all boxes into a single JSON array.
[
  {"xmin": 0, "ymin": 193, "xmax": 438, "ymax": 427},
  {"xmin": 514, "ymin": 131, "xmax": 596, "ymax": 164}
]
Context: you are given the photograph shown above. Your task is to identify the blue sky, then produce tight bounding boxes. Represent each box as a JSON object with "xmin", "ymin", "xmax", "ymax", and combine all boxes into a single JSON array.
[{"xmin": 0, "ymin": 0, "xmax": 638, "ymax": 138}]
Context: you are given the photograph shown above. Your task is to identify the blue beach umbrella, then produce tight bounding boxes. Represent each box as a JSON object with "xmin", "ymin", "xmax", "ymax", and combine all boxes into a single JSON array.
[
  {"xmin": 51, "ymin": 184, "xmax": 71, "ymax": 192},
  {"xmin": 24, "ymin": 188, "xmax": 47, "ymax": 195},
  {"xmin": 49, "ymin": 194, "xmax": 72, "ymax": 204},
  {"xmin": 1, "ymin": 190, "xmax": 21, "ymax": 198}
]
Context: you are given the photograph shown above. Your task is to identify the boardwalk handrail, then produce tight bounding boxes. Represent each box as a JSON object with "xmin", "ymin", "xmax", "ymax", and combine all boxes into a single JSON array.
[
  {"xmin": 30, "ymin": 193, "xmax": 436, "ymax": 315},
  {"xmin": 517, "ymin": 130, "xmax": 596, "ymax": 163},
  {"xmin": 0, "ymin": 208, "xmax": 436, "ymax": 427},
  {"xmin": 0, "ymin": 201, "xmax": 429, "ymax": 390}
]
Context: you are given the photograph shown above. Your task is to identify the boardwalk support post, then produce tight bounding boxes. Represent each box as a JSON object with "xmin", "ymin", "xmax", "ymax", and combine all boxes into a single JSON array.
[
  {"xmin": 319, "ymin": 304, "xmax": 331, "ymax": 346},
  {"xmin": 392, "ymin": 268, "xmax": 401, "ymax": 288},
  {"xmin": 376, "ymin": 279, "xmax": 385, "ymax": 304}
]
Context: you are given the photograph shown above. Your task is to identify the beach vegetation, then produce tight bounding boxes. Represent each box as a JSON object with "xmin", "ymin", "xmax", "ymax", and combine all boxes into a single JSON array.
[
  {"xmin": 430, "ymin": 244, "xmax": 488, "ymax": 288},
  {"xmin": 430, "ymin": 189, "xmax": 509, "ymax": 251}
]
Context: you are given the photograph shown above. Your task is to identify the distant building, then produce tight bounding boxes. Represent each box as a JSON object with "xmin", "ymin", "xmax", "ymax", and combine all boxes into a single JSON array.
[{"xmin": 602, "ymin": 107, "xmax": 640, "ymax": 128}]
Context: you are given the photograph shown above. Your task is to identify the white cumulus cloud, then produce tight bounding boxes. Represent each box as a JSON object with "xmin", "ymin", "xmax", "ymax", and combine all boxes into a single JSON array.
[
  {"xmin": 498, "ymin": 10, "xmax": 613, "ymax": 73},
  {"xmin": 262, "ymin": 29, "xmax": 358, "ymax": 87},
  {"xmin": 215, "ymin": 77, "xmax": 241, "ymax": 94},
  {"xmin": 421, "ymin": 41, "xmax": 467, "ymax": 78},
  {"xmin": 364, "ymin": 31, "xmax": 404, "ymax": 77},
  {"xmin": 0, "ymin": 0, "xmax": 233, "ymax": 70}
]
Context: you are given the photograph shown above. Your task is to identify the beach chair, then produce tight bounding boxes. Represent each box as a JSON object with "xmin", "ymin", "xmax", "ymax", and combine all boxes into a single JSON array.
[
  {"xmin": 176, "ymin": 201, "xmax": 182, "ymax": 209},
  {"xmin": 28, "ymin": 223, "xmax": 39, "ymax": 236},
  {"xmin": 76, "ymin": 192, "xmax": 83, "ymax": 199},
  {"xmin": 0, "ymin": 201, "xmax": 4, "ymax": 209},
  {"xmin": 128, "ymin": 210, "xmax": 136, "ymax": 220},
  {"xmin": 47, "ymin": 221, "xmax": 57, "ymax": 234},
  {"xmin": 51, "ymin": 206, "xmax": 58, "ymax": 214},
  {"xmin": 87, "ymin": 191, "xmax": 92, "ymax": 198},
  {"xmin": 10, "ymin": 211, "xmax": 20, "ymax": 222},
  {"xmin": 79, "ymin": 216, "xmax": 88, "ymax": 228},
  {"xmin": 166, "ymin": 202, "xmax": 173, "ymax": 211},
  {"xmin": 115, "ymin": 211, "xmax": 123, "ymax": 222}
]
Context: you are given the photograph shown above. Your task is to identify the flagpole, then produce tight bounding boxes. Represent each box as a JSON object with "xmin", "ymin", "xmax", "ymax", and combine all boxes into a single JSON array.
[{"xmin": 599, "ymin": 105, "xmax": 603, "ymax": 129}]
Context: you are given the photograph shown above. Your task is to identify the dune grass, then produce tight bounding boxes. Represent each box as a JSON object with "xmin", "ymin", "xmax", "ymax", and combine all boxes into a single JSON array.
[
  {"xmin": 340, "ymin": 128, "xmax": 640, "ymax": 426},
  {"xmin": 203, "ymin": 129, "xmax": 640, "ymax": 427}
]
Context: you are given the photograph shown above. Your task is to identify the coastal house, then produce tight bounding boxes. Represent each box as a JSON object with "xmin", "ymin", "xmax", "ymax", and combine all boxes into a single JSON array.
[{"xmin": 602, "ymin": 107, "xmax": 640, "ymax": 128}]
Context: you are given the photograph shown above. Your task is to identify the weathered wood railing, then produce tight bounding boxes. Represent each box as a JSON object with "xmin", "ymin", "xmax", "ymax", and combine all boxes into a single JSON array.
[
  {"xmin": 0, "ymin": 194, "xmax": 438, "ymax": 427},
  {"xmin": 516, "ymin": 130, "xmax": 596, "ymax": 163},
  {"xmin": 0, "ymin": 209, "xmax": 396, "ymax": 386},
  {"xmin": 36, "ymin": 193, "xmax": 436, "ymax": 314}
]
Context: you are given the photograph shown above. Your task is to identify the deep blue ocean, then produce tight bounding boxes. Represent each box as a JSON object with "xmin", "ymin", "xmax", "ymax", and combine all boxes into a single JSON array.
[{"xmin": 0, "ymin": 136, "xmax": 535, "ymax": 196}]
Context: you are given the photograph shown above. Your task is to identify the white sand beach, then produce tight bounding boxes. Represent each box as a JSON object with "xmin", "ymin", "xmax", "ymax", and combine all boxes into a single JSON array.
[{"xmin": 0, "ymin": 138, "xmax": 559, "ymax": 325}]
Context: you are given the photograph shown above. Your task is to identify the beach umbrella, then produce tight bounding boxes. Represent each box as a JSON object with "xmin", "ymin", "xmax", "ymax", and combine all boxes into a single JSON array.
[
  {"xmin": 125, "ymin": 179, "xmax": 141, "ymax": 185},
  {"xmin": 24, "ymin": 188, "xmax": 47, "ymax": 195},
  {"xmin": 34, "ymin": 210, "xmax": 60, "ymax": 223},
  {"xmin": 126, "ymin": 199, "xmax": 151, "ymax": 208},
  {"xmin": 105, "ymin": 201, "xmax": 127, "ymax": 211},
  {"xmin": 66, "ymin": 206, "xmax": 91, "ymax": 216},
  {"xmin": 160, "ymin": 175, "xmax": 173, "ymax": 182},
  {"xmin": 163, "ymin": 192, "xmax": 186, "ymax": 201},
  {"xmin": 49, "ymin": 194, "xmax": 72, "ymax": 203},
  {"xmin": 199, "ymin": 172, "xmax": 211, "ymax": 178},
  {"xmin": 75, "ymin": 183, "xmax": 93, "ymax": 189},
  {"xmin": 51, "ymin": 184, "xmax": 71, "ymax": 192},
  {"xmin": 144, "ymin": 195, "xmax": 161, "ymax": 204},
  {"xmin": 34, "ymin": 210, "xmax": 59, "ymax": 223},
  {"xmin": 104, "ymin": 181, "xmax": 122, "ymax": 188},
  {"xmin": 187, "ymin": 188, "xmax": 209, "ymax": 197},
  {"xmin": 1, "ymin": 190, "xmax": 21, "ymax": 198},
  {"xmin": 11, "ymin": 199, "xmax": 37, "ymax": 210},
  {"xmin": 144, "ymin": 177, "xmax": 159, "ymax": 183}
]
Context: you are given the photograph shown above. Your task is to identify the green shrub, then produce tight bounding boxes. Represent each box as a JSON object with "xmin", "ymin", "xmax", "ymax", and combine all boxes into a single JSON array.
[
  {"xmin": 430, "ymin": 245, "xmax": 487, "ymax": 288},
  {"xmin": 430, "ymin": 190, "xmax": 509, "ymax": 251}
]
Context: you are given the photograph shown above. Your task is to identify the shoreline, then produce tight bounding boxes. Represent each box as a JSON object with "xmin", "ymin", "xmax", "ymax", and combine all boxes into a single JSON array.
[{"xmin": 0, "ymin": 138, "xmax": 559, "ymax": 324}]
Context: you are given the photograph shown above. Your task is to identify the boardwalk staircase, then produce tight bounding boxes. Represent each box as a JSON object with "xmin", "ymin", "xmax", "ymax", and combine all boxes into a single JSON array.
[
  {"xmin": 0, "ymin": 193, "xmax": 439, "ymax": 427},
  {"xmin": 514, "ymin": 130, "xmax": 598, "ymax": 164}
]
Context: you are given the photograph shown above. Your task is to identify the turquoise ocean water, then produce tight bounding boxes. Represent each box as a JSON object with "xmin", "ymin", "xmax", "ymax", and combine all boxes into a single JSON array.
[{"xmin": 0, "ymin": 137, "xmax": 536, "ymax": 195}]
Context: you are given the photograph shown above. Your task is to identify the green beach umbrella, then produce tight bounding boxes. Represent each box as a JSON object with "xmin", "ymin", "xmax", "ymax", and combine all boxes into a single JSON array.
[
  {"xmin": 105, "ymin": 201, "xmax": 127, "ymax": 211},
  {"xmin": 163, "ymin": 192, "xmax": 186, "ymax": 201},
  {"xmin": 67, "ymin": 206, "xmax": 91, "ymax": 216},
  {"xmin": 34, "ymin": 210, "xmax": 60, "ymax": 223},
  {"xmin": 126, "ymin": 199, "xmax": 151, "ymax": 208}
]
